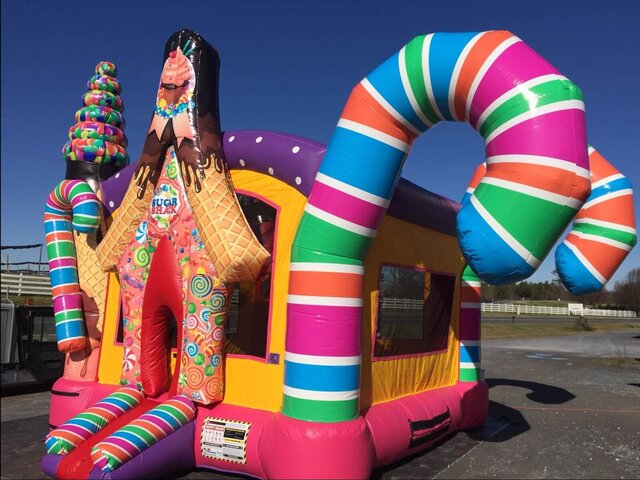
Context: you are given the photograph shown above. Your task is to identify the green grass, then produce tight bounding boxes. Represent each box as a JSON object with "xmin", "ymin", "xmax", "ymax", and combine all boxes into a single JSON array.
[
  {"xmin": 482, "ymin": 322, "xmax": 639, "ymax": 340},
  {"xmin": 511, "ymin": 300, "xmax": 570, "ymax": 307},
  {"xmin": 597, "ymin": 357, "xmax": 640, "ymax": 369}
]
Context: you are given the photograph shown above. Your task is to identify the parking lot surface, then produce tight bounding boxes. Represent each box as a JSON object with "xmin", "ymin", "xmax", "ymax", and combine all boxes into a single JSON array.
[{"xmin": 2, "ymin": 330, "xmax": 638, "ymax": 479}]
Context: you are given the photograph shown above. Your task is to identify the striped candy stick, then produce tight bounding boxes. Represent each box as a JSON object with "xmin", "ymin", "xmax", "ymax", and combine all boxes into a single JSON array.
[
  {"xmin": 91, "ymin": 395, "xmax": 196, "ymax": 472},
  {"xmin": 45, "ymin": 385, "xmax": 144, "ymax": 455},
  {"xmin": 44, "ymin": 179, "xmax": 101, "ymax": 352},
  {"xmin": 459, "ymin": 266, "xmax": 482, "ymax": 382},
  {"xmin": 284, "ymin": 31, "xmax": 590, "ymax": 422},
  {"xmin": 460, "ymin": 168, "xmax": 486, "ymax": 382},
  {"xmin": 556, "ymin": 147, "xmax": 637, "ymax": 294}
]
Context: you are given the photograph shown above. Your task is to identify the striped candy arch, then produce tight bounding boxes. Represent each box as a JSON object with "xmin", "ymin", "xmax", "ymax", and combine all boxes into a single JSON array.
[{"xmin": 283, "ymin": 30, "xmax": 594, "ymax": 422}]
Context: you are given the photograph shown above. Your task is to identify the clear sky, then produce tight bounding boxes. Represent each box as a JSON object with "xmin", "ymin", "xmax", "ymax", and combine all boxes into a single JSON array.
[{"xmin": 1, "ymin": 0, "xmax": 638, "ymax": 287}]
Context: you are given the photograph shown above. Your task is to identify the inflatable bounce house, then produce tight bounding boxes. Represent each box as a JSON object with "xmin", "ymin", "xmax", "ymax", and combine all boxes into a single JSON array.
[{"xmin": 41, "ymin": 30, "xmax": 636, "ymax": 479}]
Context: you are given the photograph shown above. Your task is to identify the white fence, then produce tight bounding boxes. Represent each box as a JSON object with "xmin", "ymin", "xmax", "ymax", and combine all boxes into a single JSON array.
[
  {"xmin": 1, "ymin": 272, "xmax": 52, "ymax": 297},
  {"xmin": 380, "ymin": 298, "xmax": 424, "ymax": 310},
  {"xmin": 481, "ymin": 302, "xmax": 637, "ymax": 318},
  {"xmin": 380, "ymin": 298, "xmax": 637, "ymax": 318}
]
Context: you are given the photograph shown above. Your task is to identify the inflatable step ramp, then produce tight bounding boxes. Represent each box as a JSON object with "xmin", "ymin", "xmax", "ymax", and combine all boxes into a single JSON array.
[
  {"xmin": 43, "ymin": 393, "xmax": 196, "ymax": 479},
  {"xmin": 88, "ymin": 395, "xmax": 196, "ymax": 479},
  {"xmin": 45, "ymin": 385, "xmax": 145, "ymax": 456},
  {"xmin": 42, "ymin": 385, "xmax": 152, "ymax": 479}
]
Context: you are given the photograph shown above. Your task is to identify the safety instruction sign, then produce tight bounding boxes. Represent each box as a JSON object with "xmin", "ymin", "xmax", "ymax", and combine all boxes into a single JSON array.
[{"xmin": 201, "ymin": 417, "xmax": 251, "ymax": 464}]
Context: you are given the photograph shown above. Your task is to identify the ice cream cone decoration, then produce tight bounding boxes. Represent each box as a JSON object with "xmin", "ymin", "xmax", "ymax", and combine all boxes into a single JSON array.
[{"xmin": 99, "ymin": 30, "xmax": 268, "ymax": 282}]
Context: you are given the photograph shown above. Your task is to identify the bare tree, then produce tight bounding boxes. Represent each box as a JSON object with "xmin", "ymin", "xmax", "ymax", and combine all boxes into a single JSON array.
[{"xmin": 613, "ymin": 268, "xmax": 640, "ymax": 313}]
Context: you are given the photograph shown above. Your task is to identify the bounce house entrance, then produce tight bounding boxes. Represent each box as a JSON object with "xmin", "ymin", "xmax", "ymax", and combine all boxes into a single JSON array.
[{"xmin": 137, "ymin": 236, "xmax": 184, "ymax": 398}]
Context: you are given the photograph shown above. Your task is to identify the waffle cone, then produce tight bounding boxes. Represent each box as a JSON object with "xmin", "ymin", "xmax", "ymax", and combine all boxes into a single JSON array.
[
  {"xmin": 96, "ymin": 176, "xmax": 154, "ymax": 271},
  {"xmin": 186, "ymin": 168, "xmax": 269, "ymax": 283},
  {"xmin": 75, "ymin": 231, "xmax": 108, "ymax": 332}
]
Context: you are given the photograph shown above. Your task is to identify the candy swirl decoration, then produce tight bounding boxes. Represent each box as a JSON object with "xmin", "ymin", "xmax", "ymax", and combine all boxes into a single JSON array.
[
  {"xmin": 185, "ymin": 365, "xmax": 205, "ymax": 389},
  {"xmin": 185, "ymin": 342, "xmax": 199, "ymax": 357},
  {"xmin": 209, "ymin": 290, "xmax": 226, "ymax": 313},
  {"xmin": 190, "ymin": 274, "xmax": 213, "ymax": 298},
  {"xmin": 212, "ymin": 326, "xmax": 224, "ymax": 342},
  {"xmin": 166, "ymin": 160, "xmax": 179, "ymax": 179},
  {"xmin": 186, "ymin": 314, "xmax": 199, "ymax": 330},
  {"xmin": 178, "ymin": 371, "xmax": 187, "ymax": 387},
  {"xmin": 63, "ymin": 61, "xmax": 129, "ymax": 167},
  {"xmin": 133, "ymin": 246, "xmax": 150, "ymax": 267},
  {"xmin": 204, "ymin": 377, "xmax": 223, "ymax": 400},
  {"xmin": 135, "ymin": 221, "xmax": 148, "ymax": 244},
  {"xmin": 123, "ymin": 347, "xmax": 136, "ymax": 372}
]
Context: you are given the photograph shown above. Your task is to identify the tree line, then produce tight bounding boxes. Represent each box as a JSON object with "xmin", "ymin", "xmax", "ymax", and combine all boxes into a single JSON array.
[{"xmin": 481, "ymin": 268, "xmax": 639, "ymax": 313}]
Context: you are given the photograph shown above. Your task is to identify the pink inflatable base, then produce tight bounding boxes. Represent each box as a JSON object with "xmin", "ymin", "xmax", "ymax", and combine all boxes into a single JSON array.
[
  {"xmin": 366, "ymin": 380, "xmax": 488, "ymax": 468},
  {"xmin": 46, "ymin": 380, "xmax": 488, "ymax": 479},
  {"xmin": 49, "ymin": 378, "xmax": 118, "ymax": 428},
  {"xmin": 193, "ymin": 381, "xmax": 488, "ymax": 479}
]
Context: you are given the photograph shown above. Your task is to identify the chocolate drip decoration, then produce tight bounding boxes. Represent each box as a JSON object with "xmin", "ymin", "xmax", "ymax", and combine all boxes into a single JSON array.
[{"xmin": 134, "ymin": 29, "xmax": 224, "ymax": 197}]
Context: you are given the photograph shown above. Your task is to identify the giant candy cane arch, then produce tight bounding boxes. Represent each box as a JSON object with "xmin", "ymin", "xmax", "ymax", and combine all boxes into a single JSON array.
[{"xmin": 283, "ymin": 31, "xmax": 593, "ymax": 422}]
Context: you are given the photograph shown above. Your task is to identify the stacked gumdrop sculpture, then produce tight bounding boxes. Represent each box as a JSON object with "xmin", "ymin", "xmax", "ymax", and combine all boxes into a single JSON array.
[
  {"xmin": 45, "ymin": 61, "xmax": 129, "ymax": 353},
  {"xmin": 63, "ymin": 61, "xmax": 129, "ymax": 185}
]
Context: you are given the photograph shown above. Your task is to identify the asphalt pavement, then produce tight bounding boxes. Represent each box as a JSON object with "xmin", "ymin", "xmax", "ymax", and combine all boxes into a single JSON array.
[{"xmin": 2, "ymin": 330, "xmax": 638, "ymax": 479}]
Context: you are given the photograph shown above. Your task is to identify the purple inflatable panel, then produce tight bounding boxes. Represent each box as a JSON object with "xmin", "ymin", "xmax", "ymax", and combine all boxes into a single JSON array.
[
  {"xmin": 222, "ymin": 130, "xmax": 326, "ymax": 197},
  {"xmin": 41, "ymin": 454, "xmax": 63, "ymax": 478},
  {"xmin": 388, "ymin": 178, "xmax": 460, "ymax": 236},
  {"xmin": 87, "ymin": 421, "xmax": 195, "ymax": 479},
  {"xmin": 100, "ymin": 130, "xmax": 460, "ymax": 236},
  {"xmin": 99, "ymin": 163, "xmax": 135, "ymax": 214}
]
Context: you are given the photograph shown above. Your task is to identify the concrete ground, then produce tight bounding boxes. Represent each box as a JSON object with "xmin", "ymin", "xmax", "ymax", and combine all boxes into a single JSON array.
[{"xmin": 2, "ymin": 330, "xmax": 639, "ymax": 479}]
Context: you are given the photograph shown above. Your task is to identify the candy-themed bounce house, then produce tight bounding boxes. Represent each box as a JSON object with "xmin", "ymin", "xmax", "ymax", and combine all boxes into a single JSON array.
[{"xmin": 42, "ymin": 30, "xmax": 636, "ymax": 479}]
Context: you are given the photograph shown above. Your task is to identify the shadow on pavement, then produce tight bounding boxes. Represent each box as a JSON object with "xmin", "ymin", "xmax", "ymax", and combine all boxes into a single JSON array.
[
  {"xmin": 372, "ymin": 378, "xmax": 577, "ymax": 478},
  {"xmin": 486, "ymin": 378, "xmax": 576, "ymax": 404},
  {"xmin": 473, "ymin": 377, "xmax": 576, "ymax": 445}
]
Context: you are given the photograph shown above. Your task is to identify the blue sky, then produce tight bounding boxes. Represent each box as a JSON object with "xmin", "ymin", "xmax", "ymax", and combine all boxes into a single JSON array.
[{"xmin": 2, "ymin": 0, "xmax": 638, "ymax": 287}]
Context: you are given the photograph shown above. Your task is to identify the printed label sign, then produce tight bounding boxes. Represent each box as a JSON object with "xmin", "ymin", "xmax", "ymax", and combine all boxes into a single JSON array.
[
  {"xmin": 201, "ymin": 417, "xmax": 250, "ymax": 464},
  {"xmin": 150, "ymin": 183, "xmax": 180, "ymax": 230}
]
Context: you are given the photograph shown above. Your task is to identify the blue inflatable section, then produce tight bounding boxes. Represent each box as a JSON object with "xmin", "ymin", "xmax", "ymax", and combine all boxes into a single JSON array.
[
  {"xmin": 457, "ymin": 202, "xmax": 535, "ymax": 284},
  {"xmin": 555, "ymin": 242, "xmax": 603, "ymax": 295}
]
